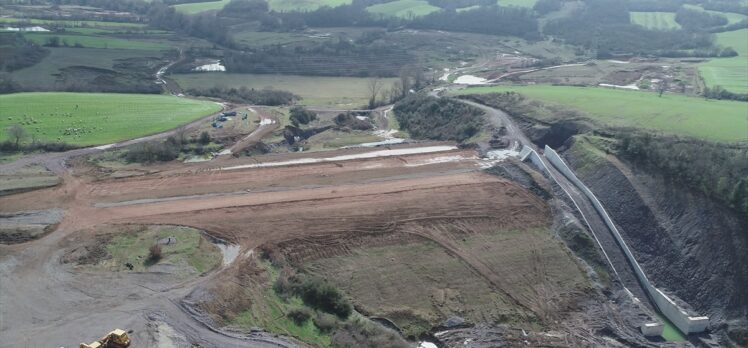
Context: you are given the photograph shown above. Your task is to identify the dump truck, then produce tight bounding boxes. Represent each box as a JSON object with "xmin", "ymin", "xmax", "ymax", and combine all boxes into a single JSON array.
[{"xmin": 80, "ymin": 329, "xmax": 130, "ymax": 348}]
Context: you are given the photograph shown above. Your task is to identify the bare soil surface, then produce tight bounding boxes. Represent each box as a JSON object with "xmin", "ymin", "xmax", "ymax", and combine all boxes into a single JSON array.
[{"xmin": 0, "ymin": 94, "xmax": 680, "ymax": 347}]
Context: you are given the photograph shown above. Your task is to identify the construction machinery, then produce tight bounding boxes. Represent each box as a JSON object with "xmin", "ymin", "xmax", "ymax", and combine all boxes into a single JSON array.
[{"xmin": 80, "ymin": 329, "xmax": 131, "ymax": 348}]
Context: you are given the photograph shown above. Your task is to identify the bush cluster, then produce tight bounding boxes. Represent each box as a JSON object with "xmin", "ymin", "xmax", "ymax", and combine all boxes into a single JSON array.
[
  {"xmin": 274, "ymin": 273, "xmax": 352, "ymax": 319},
  {"xmin": 393, "ymin": 94, "xmax": 485, "ymax": 142}
]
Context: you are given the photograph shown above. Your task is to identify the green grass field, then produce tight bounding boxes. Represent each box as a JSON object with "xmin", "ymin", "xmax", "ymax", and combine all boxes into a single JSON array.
[
  {"xmin": 174, "ymin": 0, "xmax": 350, "ymax": 13},
  {"xmin": 456, "ymin": 85, "xmax": 748, "ymax": 143},
  {"xmin": 629, "ymin": 12, "xmax": 681, "ymax": 30},
  {"xmin": 699, "ymin": 29, "xmax": 748, "ymax": 94},
  {"xmin": 22, "ymin": 32, "xmax": 170, "ymax": 50},
  {"xmin": 366, "ymin": 0, "xmax": 440, "ymax": 18},
  {"xmin": 172, "ymin": 73, "xmax": 397, "ymax": 108},
  {"xmin": 104, "ymin": 226, "xmax": 221, "ymax": 274},
  {"xmin": 8, "ymin": 47, "xmax": 163, "ymax": 89},
  {"xmin": 0, "ymin": 17, "xmax": 147, "ymax": 28},
  {"xmin": 497, "ymin": 0, "xmax": 537, "ymax": 7},
  {"xmin": 0, "ymin": 93, "xmax": 221, "ymax": 146},
  {"xmin": 268, "ymin": 0, "xmax": 352, "ymax": 11},
  {"xmin": 173, "ymin": 0, "xmax": 232, "ymax": 13}
]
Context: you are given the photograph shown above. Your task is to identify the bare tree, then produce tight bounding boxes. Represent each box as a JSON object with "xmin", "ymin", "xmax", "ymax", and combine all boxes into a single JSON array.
[
  {"xmin": 658, "ymin": 78, "xmax": 669, "ymax": 97},
  {"xmin": 399, "ymin": 68, "xmax": 412, "ymax": 99},
  {"xmin": 175, "ymin": 125, "xmax": 188, "ymax": 145},
  {"xmin": 367, "ymin": 78, "xmax": 383, "ymax": 109},
  {"xmin": 6, "ymin": 124, "xmax": 27, "ymax": 149}
]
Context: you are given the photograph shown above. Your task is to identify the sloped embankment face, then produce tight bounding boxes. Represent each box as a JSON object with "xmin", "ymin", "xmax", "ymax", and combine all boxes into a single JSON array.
[
  {"xmin": 254, "ymin": 181, "xmax": 593, "ymax": 340},
  {"xmin": 563, "ymin": 139, "xmax": 748, "ymax": 343}
]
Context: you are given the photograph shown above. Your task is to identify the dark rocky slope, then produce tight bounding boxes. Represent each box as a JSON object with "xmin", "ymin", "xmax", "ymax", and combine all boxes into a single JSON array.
[{"xmin": 563, "ymin": 142, "xmax": 748, "ymax": 346}]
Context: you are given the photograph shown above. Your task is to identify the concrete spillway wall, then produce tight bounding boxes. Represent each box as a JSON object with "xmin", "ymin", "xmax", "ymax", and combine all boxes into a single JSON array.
[{"xmin": 542, "ymin": 145, "xmax": 709, "ymax": 334}]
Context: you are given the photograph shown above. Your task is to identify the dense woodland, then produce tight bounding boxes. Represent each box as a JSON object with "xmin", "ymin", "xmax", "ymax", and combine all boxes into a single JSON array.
[
  {"xmin": 393, "ymin": 95, "xmax": 485, "ymax": 142},
  {"xmin": 618, "ymin": 132, "xmax": 748, "ymax": 220}
]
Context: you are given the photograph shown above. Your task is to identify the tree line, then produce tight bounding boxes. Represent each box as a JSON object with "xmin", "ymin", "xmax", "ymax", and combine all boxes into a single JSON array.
[{"xmin": 617, "ymin": 131, "xmax": 748, "ymax": 221}]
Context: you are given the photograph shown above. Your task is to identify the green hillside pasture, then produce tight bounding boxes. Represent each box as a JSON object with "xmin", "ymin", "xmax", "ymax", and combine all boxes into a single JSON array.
[
  {"xmin": 174, "ymin": 0, "xmax": 351, "ymax": 13},
  {"xmin": 699, "ymin": 29, "xmax": 748, "ymax": 94},
  {"xmin": 630, "ymin": 12, "xmax": 681, "ymax": 30},
  {"xmin": 0, "ymin": 17, "xmax": 147, "ymax": 29},
  {"xmin": 8, "ymin": 48, "xmax": 162, "ymax": 90},
  {"xmin": 173, "ymin": 73, "xmax": 398, "ymax": 108},
  {"xmin": 0, "ymin": 93, "xmax": 221, "ymax": 146},
  {"xmin": 22, "ymin": 32, "xmax": 170, "ymax": 50},
  {"xmin": 456, "ymin": 85, "xmax": 748, "ymax": 143},
  {"xmin": 497, "ymin": 0, "xmax": 537, "ymax": 8},
  {"xmin": 268, "ymin": 0, "xmax": 352, "ymax": 11},
  {"xmin": 366, "ymin": 0, "xmax": 440, "ymax": 18},
  {"xmin": 173, "ymin": 0, "xmax": 232, "ymax": 13}
]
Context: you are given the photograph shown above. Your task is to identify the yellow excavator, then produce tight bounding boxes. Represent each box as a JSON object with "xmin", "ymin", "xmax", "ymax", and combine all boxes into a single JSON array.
[{"xmin": 80, "ymin": 329, "xmax": 131, "ymax": 348}]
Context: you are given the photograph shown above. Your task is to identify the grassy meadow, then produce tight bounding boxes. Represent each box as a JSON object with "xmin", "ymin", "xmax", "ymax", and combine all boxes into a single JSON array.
[
  {"xmin": 22, "ymin": 32, "xmax": 169, "ymax": 50},
  {"xmin": 629, "ymin": 12, "xmax": 681, "ymax": 30},
  {"xmin": 174, "ymin": 0, "xmax": 351, "ymax": 13},
  {"xmin": 699, "ymin": 29, "xmax": 748, "ymax": 94},
  {"xmin": 366, "ymin": 0, "xmax": 441, "ymax": 18},
  {"xmin": 0, "ymin": 93, "xmax": 221, "ymax": 146},
  {"xmin": 0, "ymin": 17, "xmax": 147, "ymax": 29},
  {"xmin": 104, "ymin": 226, "xmax": 221, "ymax": 274},
  {"xmin": 496, "ymin": 0, "xmax": 538, "ymax": 7},
  {"xmin": 456, "ymin": 85, "xmax": 748, "ymax": 143},
  {"xmin": 173, "ymin": 0, "xmax": 232, "ymax": 13},
  {"xmin": 172, "ymin": 73, "xmax": 398, "ymax": 108},
  {"xmin": 8, "ymin": 47, "xmax": 163, "ymax": 90}
]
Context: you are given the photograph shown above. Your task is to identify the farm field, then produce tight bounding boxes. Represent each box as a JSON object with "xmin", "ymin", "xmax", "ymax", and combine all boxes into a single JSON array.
[
  {"xmin": 8, "ymin": 47, "xmax": 164, "ymax": 89},
  {"xmin": 629, "ymin": 12, "xmax": 681, "ymax": 30},
  {"xmin": 0, "ymin": 17, "xmax": 147, "ymax": 28},
  {"xmin": 366, "ymin": 0, "xmax": 440, "ymax": 18},
  {"xmin": 0, "ymin": 93, "xmax": 221, "ymax": 146},
  {"xmin": 267, "ymin": 0, "xmax": 352, "ymax": 11},
  {"xmin": 172, "ymin": 73, "xmax": 398, "ymax": 108},
  {"xmin": 174, "ymin": 0, "xmax": 351, "ymax": 13},
  {"xmin": 699, "ymin": 29, "xmax": 748, "ymax": 94},
  {"xmin": 497, "ymin": 0, "xmax": 538, "ymax": 7},
  {"xmin": 22, "ymin": 32, "xmax": 170, "ymax": 50},
  {"xmin": 173, "ymin": 0, "xmax": 232, "ymax": 14},
  {"xmin": 456, "ymin": 85, "xmax": 748, "ymax": 142}
]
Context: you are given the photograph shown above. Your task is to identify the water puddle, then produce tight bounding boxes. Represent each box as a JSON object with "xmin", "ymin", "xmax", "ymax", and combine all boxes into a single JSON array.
[
  {"xmin": 193, "ymin": 60, "xmax": 226, "ymax": 72},
  {"xmin": 599, "ymin": 83, "xmax": 639, "ymax": 90},
  {"xmin": 454, "ymin": 75, "xmax": 488, "ymax": 85},
  {"xmin": 2, "ymin": 26, "xmax": 49, "ymax": 32},
  {"xmin": 214, "ymin": 243, "xmax": 241, "ymax": 266}
]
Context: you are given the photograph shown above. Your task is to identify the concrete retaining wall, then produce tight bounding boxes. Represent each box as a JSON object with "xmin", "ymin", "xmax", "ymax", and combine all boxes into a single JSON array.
[{"xmin": 542, "ymin": 145, "xmax": 709, "ymax": 334}]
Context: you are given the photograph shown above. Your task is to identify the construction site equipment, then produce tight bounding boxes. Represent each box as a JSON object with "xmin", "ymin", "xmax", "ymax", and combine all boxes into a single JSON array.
[{"xmin": 80, "ymin": 329, "xmax": 131, "ymax": 348}]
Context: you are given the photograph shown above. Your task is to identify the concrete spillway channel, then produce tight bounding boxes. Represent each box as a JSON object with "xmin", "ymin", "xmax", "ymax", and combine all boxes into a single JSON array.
[
  {"xmin": 521, "ymin": 145, "xmax": 709, "ymax": 337},
  {"xmin": 521, "ymin": 148, "xmax": 655, "ymax": 310}
]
